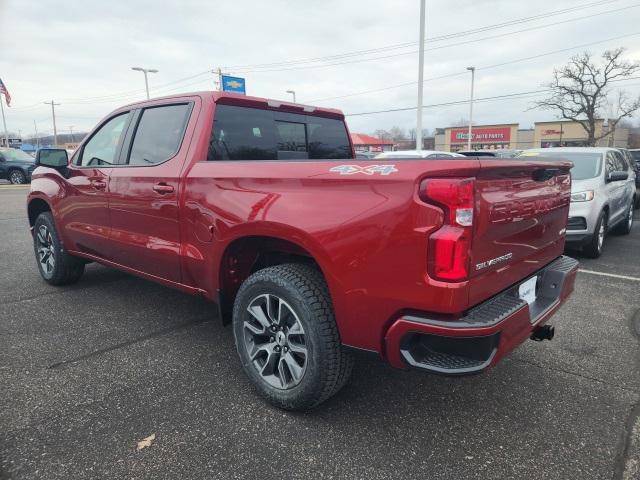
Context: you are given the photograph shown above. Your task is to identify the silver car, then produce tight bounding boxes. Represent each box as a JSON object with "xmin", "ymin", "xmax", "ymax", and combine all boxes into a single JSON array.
[{"xmin": 520, "ymin": 147, "xmax": 636, "ymax": 258}]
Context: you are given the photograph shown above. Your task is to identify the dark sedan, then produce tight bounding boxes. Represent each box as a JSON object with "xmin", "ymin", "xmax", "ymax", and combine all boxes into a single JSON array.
[{"xmin": 0, "ymin": 148, "xmax": 36, "ymax": 184}]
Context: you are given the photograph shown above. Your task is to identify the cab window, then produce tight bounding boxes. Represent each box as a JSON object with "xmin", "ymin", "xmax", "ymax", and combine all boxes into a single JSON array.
[
  {"xmin": 127, "ymin": 104, "xmax": 191, "ymax": 166},
  {"xmin": 77, "ymin": 113, "xmax": 130, "ymax": 167}
]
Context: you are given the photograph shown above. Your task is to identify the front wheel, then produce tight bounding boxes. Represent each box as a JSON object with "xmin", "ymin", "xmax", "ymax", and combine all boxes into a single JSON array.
[
  {"xmin": 9, "ymin": 169, "xmax": 26, "ymax": 184},
  {"xmin": 583, "ymin": 211, "xmax": 607, "ymax": 258},
  {"xmin": 33, "ymin": 212, "xmax": 85, "ymax": 285},
  {"xmin": 232, "ymin": 263, "xmax": 353, "ymax": 411},
  {"xmin": 614, "ymin": 202, "xmax": 634, "ymax": 235}
]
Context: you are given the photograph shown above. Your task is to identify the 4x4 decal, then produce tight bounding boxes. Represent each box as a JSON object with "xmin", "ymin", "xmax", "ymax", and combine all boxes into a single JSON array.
[{"xmin": 330, "ymin": 164, "xmax": 398, "ymax": 176}]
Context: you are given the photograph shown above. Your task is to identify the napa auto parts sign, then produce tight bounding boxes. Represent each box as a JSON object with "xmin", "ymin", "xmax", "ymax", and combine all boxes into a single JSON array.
[{"xmin": 450, "ymin": 127, "xmax": 511, "ymax": 144}]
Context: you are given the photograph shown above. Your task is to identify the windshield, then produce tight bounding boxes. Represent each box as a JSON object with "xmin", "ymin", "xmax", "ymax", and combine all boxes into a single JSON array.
[
  {"xmin": 1, "ymin": 149, "xmax": 34, "ymax": 162},
  {"xmin": 524, "ymin": 151, "xmax": 602, "ymax": 180},
  {"xmin": 630, "ymin": 150, "xmax": 640, "ymax": 162}
]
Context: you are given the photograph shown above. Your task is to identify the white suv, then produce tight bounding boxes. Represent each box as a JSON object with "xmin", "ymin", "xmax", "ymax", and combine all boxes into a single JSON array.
[{"xmin": 520, "ymin": 147, "xmax": 636, "ymax": 258}]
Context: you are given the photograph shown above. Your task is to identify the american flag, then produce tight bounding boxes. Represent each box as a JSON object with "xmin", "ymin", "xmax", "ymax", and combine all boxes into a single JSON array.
[{"xmin": 0, "ymin": 78, "xmax": 11, "ymax": 107}]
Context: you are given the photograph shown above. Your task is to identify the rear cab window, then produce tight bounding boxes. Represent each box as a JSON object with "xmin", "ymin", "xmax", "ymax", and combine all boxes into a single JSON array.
[
  {"xmin": 207, "ymin": 104, "xmax": 352, "ymax": 161},
  {"xmin": 127, "ymin": 103, "xmax": 192, "ymax": 166}
]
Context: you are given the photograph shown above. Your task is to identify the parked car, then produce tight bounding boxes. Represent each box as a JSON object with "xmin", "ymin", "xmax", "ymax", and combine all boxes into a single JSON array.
[
  {"xmin": 520, "ymin": 147, "xmax": 636, "ymax": 257},
  {"xmin": 0, "ymin": 148, "xmax": 36, "ymax": 184},
  {"xmin": 456, "ymin": 150, "xmax": 497, "ymax": 157},
  {"xmin": 625, "ymin": 148, "xmax": 640, "ymax": 208},
  {"xmin": 28, "ymin": 92, "xmax": 578, "ymax": 410},
  {"xmin": 355, "ymin": 151, "xmax": 376, "ymax": 159},
  {"xmin": 374, "ymin": 149, "xmax": 465, "ymax": 159},
  {"xmin": 458, "ymin": 150, "xmax": 522, "ymax": 158}
]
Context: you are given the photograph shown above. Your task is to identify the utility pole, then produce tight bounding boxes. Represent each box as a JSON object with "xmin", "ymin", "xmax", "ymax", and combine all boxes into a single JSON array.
[
  {"xmin": 34, "ymin": 120, "xmax": 39, "ymax": 149},
  {"xmin": 0, "ymin": 93, "xmax": 8, "ymax": 148},
  {"xmin": 69, "ymin": 125, "xmax": 74, "ymax": 143},
  {"xmin": 416, "ymin": 0, "xmax": 426, "ymax": 151},
  {"xmin": 43, "ymin": 100, "xmax": 60, "ymax": 147},
  {"xmin": 466, "ymin": 67, "xmax": 476, "ymax": 151}
]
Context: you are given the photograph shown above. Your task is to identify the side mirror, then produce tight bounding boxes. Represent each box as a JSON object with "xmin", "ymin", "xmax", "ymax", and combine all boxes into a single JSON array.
[
  {"xmin": 36, "ymin": 148, "xmax": 68, "ymax": 168},
  {"xmin": 606, "ymin": 170, "xmax": 629, "ymax": 182}
]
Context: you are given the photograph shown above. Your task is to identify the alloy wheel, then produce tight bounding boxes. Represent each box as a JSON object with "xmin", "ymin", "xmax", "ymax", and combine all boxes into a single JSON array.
[
  {"xmin": 242, "ymin": 293, "xmax": 307, "ymax": 390},
  {"xmin": 36, "ymin": 225, "xmax": 55, "ymax": 275},
  {"xmin": 597, "ymin": 217, "xmax": 606, "ymax": 252},
  {"xmin": 10, "ymin": 171, "xmax": 25, "ymax": 184}
]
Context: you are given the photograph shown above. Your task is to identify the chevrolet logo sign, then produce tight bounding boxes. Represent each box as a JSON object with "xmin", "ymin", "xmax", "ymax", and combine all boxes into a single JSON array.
[{"xmin": 226, "ymin": 80, "xmax": 243, "ymax": 89}]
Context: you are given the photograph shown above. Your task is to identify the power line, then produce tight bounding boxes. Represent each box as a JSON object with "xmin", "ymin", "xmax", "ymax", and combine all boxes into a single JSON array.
[
  {"xmin": 308, "ymin": 30, "xmax": 640, "ymax": 103},
  {"xmin": 223, "ymin": 0, "xmax": 622, "ymax": 70},
  {"xmin": 345, "ymin": 77, "xmax": 640, "ymax": 117},
  {"xmin": 231, "ymin": 3, "xmax": 640, "ymax": 75}
]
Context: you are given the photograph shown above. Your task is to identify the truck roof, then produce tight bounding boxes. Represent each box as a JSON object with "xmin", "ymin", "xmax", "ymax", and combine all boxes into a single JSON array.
[{"xmin": 120, "ymin": 91, "xmax": 345, "ymax": 119}]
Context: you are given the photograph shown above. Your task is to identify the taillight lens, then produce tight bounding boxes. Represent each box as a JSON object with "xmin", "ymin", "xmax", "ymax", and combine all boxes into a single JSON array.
[{"xmin": 421, "ymin": 178, "xmax": 475, "ymax": 282}]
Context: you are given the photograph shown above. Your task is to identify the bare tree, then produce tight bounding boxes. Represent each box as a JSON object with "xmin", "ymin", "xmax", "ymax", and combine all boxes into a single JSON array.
[
  {"xmin": 372, "ymin": 129, "xmax": 391, "ymax": 140},
  {"xmin": 534, "ymin": 48, "xmax": 640, "ymax": 146},
  {"xmin": 388, "ymin": 126, "xmax": 407, "ymax": 141}
]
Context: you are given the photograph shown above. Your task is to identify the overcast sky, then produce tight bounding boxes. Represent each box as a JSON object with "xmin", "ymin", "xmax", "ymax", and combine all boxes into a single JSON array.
[{"xmin": 1, "ymin": 0, "xmax": 640, "ymax": 138}]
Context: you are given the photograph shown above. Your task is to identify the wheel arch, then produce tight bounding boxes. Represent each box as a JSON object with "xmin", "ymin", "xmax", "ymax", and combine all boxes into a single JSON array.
[
  {"xmin": 27, "ymin": 197, "xmax": 52, "ymax": 228},
  {"xmin": 216, "ymin": 234, "xmax": 336, "ymax": 326}
]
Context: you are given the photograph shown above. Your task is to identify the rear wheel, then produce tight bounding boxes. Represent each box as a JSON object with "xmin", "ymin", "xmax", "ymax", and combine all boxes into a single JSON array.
[
  {"xmin": 232, "ymin": 263, "xmax": 353, "ymax": 411},
  {"xmin": 9, "ymin": 169, "xmax": 26, "ymax": 185},
  {"xmin": 583, "ymin": 211, "xmax": 607, "ymax": 258},
  {"xmin": 33, "ymin": 212, "xmax": 85, "ymax": 285}
]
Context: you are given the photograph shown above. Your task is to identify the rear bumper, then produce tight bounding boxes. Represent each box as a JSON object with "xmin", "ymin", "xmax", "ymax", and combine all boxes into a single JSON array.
[{"xmin": 384, "ymin": 255, "xmax": 579, "ymax": 374}]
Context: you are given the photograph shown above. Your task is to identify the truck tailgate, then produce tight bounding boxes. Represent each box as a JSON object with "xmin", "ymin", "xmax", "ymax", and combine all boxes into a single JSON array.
[{"xmin": 467, "ymin": 159, "xmax": 572, "ymax": 307}]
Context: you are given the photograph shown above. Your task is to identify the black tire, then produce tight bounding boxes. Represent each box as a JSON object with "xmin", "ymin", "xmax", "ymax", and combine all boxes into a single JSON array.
[
  {"xmin": 614, "ymin": 202, "xmax": 634, "ymax": 235},
  {"xmin": 8, "ymin": 169, "xmax": 26, "ymax": 185},
  {"xmin": 583, "ymin": 210, "xmax": 607, "ymax": 258},
  {"xmin": 232, "ymin": 263, "xmax": 353, "ymax": 411},
  {"xmin": 33, "ymin": 212, "xmax": 85, "ymax": 285}
]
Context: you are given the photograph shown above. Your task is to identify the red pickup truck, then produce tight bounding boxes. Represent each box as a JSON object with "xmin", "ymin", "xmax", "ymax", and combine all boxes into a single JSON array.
[{"xmin": 28, "ymin": 92, "xmax": 578, "ymax": 410}]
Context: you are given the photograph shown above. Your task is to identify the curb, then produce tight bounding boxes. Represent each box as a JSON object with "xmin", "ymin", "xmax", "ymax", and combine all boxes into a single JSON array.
[{"xmin": 0, "ymin": 184, "xmax": 30, "ymax": 189}]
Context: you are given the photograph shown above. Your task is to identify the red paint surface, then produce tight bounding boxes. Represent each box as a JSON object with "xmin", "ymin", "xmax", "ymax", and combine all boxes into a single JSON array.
[{"xmin": 28, "ymin": 91, "xmax": 575, "ymax": 368}]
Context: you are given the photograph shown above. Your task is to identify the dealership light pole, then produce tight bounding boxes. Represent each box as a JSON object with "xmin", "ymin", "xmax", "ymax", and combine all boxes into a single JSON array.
[
  {"xmin": 416, "ymin": 0, "xmax": 426, "ymax": 151},
  {"xmin": 131, "ymin": 67, "xmax": 159, "ymax": 99},
  {"xmin": 466, "ymin": 66, "xmax": 475, "ymax": 151},
  {"xmin": 286, "ymin": 90, "xmax": 296, "ymax": 103}
]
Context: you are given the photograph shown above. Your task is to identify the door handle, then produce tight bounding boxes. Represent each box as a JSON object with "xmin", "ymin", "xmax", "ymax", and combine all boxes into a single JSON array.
[
  {"xmin": 91, "ymin": 180, "xmax": 107, "ymax": 190},
  {"xmin": 153, "ymin": 183, "xmax": 175, "ymax": 194}
]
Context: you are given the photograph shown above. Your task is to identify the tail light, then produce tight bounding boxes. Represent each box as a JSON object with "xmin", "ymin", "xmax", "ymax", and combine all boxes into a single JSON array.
[{"xmin": 420, "ymin": 178, "xmax": 474, "ymax": 282}]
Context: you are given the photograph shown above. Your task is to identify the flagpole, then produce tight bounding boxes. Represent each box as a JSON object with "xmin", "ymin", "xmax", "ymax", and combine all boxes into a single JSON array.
[{"xmin": 0, "ymin": 95, "xmax": 8, "ymax": 148}]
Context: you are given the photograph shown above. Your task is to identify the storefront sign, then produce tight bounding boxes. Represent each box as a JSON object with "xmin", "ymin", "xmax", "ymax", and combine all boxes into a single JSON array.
[{"xmin": 450, "ymin": 127, "xmax": 511, "ymax": 144}]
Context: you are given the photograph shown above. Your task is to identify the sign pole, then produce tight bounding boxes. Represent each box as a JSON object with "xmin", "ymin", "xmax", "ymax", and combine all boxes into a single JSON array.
[
  {"xmin": 217, "ymin": 68, "xmax": 222, "ymax": 91},
  {"xmin": 0, "ymin": 95, "xmax": 8, "ymax": 148}
]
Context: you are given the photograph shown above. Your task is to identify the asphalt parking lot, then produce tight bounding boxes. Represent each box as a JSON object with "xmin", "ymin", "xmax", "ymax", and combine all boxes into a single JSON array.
[{"xmin": 1, "ymin": 186, "xmax": 639, "ymax": 480}]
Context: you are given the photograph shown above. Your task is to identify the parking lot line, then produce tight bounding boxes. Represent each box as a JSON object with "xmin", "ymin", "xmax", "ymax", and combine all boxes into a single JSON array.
[{"xmin": 578, "ymin": 269, "xmax": 640, "ymax": 283}]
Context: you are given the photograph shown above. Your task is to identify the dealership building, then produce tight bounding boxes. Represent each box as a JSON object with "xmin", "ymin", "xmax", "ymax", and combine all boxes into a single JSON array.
[{"xmin": 435, "ymin": 120, "xmax": 628, "ymax": 151}]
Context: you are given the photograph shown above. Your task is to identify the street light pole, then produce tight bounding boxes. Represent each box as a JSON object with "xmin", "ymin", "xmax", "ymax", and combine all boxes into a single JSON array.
[
  {"xmin": 43, "ymin": 100, "xmax": 60, "ymax": 147},
  {"xmin": 286, "ymin": 90, "xmax": 296, "ymax": 103},
  {"xmin": 131, "ymin": 67, "xmax": 159, "ymax": 99},
  {"xmin": 416, "ymin": 0, "xmax": 426, "ymax": 151},
  {"xmin": 0, "ymin": 95, "xmax": 8, "ymax": 148},
  {"xmin": 466, "ymin": 66, "xmax": 475, "ymax": 151}
]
